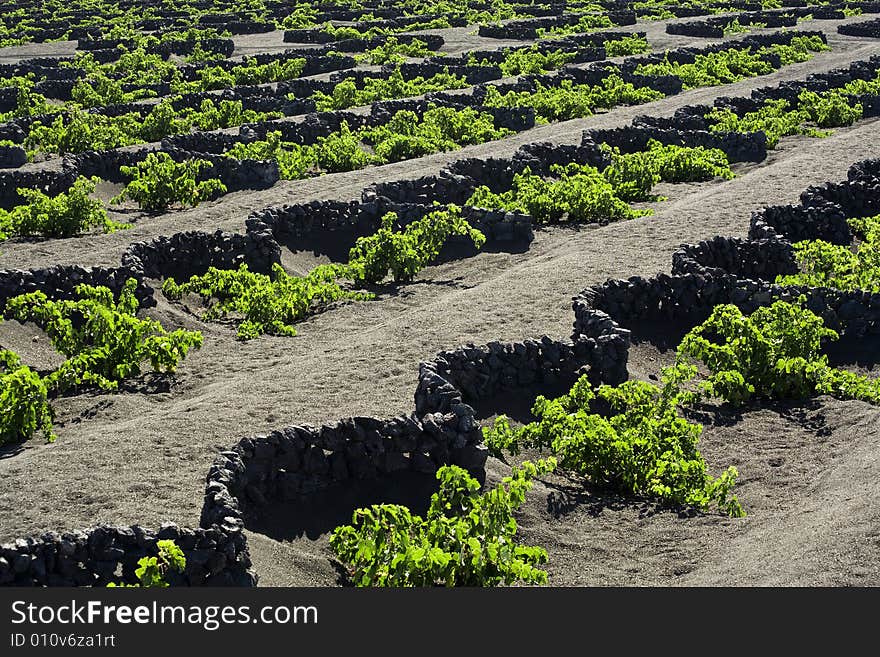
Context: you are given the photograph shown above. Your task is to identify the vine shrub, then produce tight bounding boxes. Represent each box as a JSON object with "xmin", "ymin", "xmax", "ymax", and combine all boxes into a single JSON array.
[
  {"xmin": 312, "ymin": 67, "xmax": 467, "ymax": 111},
  {"xmin": 112, "ymin": 153, "xmax": 227, "ymax": 211},
  {"xmin": 770, "ymin": 35, "xmax": 830, "ymax": 65},
  {"xmin": 0, "ymin": 348, "xmax": 54, "ymax": 445},
  {"xmin": 330, "ymin": 459, "xmax": 556, "ymax": 587},
  {"xmin": 163, "ymin": 207, "xmax": 485, "ymax": 338},
  {"xmin": 798, "ymin": 90, "xmax": 862, "ymax": 128},
  {"xmin": 776, "ymin": 215, "xmax": 880, "ymax": 292},
  {"xmin": 603, "ymin": 35, "xmax": 651, "ymax": 58},
  {"xmin": 537, "ymin": 13, "xmax": 614, "ymax": 37},
  {"xmin": 27, "ymin": 109, "xmax": 140, "ymax": 155},
  {"xmin": 483, "ymin": 369, "xmax": 744, "ymax": 516},
  {"xmin": 350, "ymin": 37, "xmax": 435, "ymax": 65},
  {"xmin": 187, "ymin": 98, "xmax": 282, "ymax": 131},
  {"xmin": 602, "ymin": 140, "xmax": 734, "ymax": 201},
  {"xmin": 226, "ymin": 131, "xmax": 315, "ymax": 180},
  {"xmin": 490, "ymin": 45, "xmax": 576, "ymax": 76},
  {"xmin": 468, "ymin": 163, "xmax": 644, "ymax": 224},
  {"xmin": 0, "ymin": 78, "xmax": 61, "ymax": 122},
  {"xmin": 634, "ymin": 49, "xmax": 771, "ymax": 89},
  {"xmin": 163, "ymin": 262, "xmax": 371, "ymax": 340},
  {"xmin": 706, "ymin": 99, "xmax": 823, "ymax": 149},
  {"xmin": 313, "ymin": 121, "xmax": 378, "ymax": 173},
  {"xmin": 706, "ymin": 92, "xmax": 861, "ymax": 149},
  {"xmin": 704, "ymin": 68, "xmax": 872, "ymax": 149},
  {"xmin": 677, "ymin": 299, "xmax": 880, "ymax": 406},
  {"xmin": 0, "ymin": 176, "xmax": 128, "ymax": 241},
  {"xmin": 5, "ymin": 278, "xmax": 203, "ymax": 394},
  {"xmin": 348, "ymin": 207, "xmax": 486, "ymax": 284},
  {"xmin": 634, "ymin": 37, "xmax": 827, "ymax": 90},
  {"xmin": 223, "ymin": 108, "xmax": 512, "ymax": 176},
  {"xmin": 483, "ymin": 75, "xmax": 663, "ymax": 123},
  {"xmin": 71, "ymin": 70, "xmax": 152, "ymax": 108},
  {"xmin": 467, "ymin": 142, "xmax": 734, "ymax": 223},
  {"xmin": 361, "ymin": 106, "xmax": 513, "ymax": 163},
  {"xmin": 107, "ymin": 540, "xmax": 186, "ymax": 588},
  {"xmin": 23, "ymin": 96, "xmax": 284, "ymax": 157}
]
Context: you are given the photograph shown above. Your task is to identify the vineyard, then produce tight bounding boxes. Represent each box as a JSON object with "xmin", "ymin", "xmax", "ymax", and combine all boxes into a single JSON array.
[{"xmin": 0, "ymin": 0, "xmax": 879, "ymax": 588}]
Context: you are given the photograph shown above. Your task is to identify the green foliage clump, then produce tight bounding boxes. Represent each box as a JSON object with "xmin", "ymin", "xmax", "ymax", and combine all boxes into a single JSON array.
[
  {"xmin": 222, "ymin": 106, "xmax": 511, "ymax": 179},
  {"xmin": 0, "ymin": 77, "xmax": 59, "ymax": 123},
  {"xmin": 138, "ymin": 100, "xmax": 191, "ymax": 142},
  {"xmin": 0, "ymin": 176, "xmax": 127, "ymax": 241},
  {"xmin": 798, "ymin": 89, "xmax": 862, "ymax": 128},
  {"xmin": 278, "ymin": 6, "xmax": 318, "ymax": 29},
  {"xmin": 226, "ymin": 131, "xmax": 315, "ymax": 179},
  {"xmin": 768, "ymin": 35, "xmax": 829, "ymax": 65},
  {"xmin": 677, "ymin": 298, "xmax": 880, "ymax": 406},
  {"xmin": 468, "ymin": 163, "xmax": 644, "ymax": 224},
  {"xmin": 0, "ymin": 274, "xmax": 201, "ymax": 444},
  {"xmin": 495, "ymin": 45, "xmax": 576, "ymax": 76},
  {"xmin": 312, "ymin": 67, "xmax": 467, "ymax": 112},
  {"xmin": 777, "ymin": 215, "xmax": 880, "ymax": 291},
  {"xmin": 603, "ymin": 35, "xmax": 651, "ymax": 58},
  {"xmin": 706, "ymin": 87, "xmax": 862, "ymax": 149},
  {"xmin": 163, "ymin": 207, "xmax": 484, "ymax": 339},
  {"xmin": 634, "ymin": 38, "xmax": 826, "ymax": 90},
  {"xmin": 194, "ymin": 57, "xmax": 306, "ymax": 91},
  {"xmin": 107, "ymin": 540, "xmax": 186, "ymax": 588},
  {"xmin": 104, "ymin": 47, "xmax": 179, "ymax": 86},
  {"xmin": 467, "ymin": 141, "xmax": 734, "ymax": 223},
  {"xmin": 706, "ymin": 99, "xmax": 828, "ymax": 148},
  {"xmin": 27, "ymin": 109, "xmax": 140, "ymax": 154},
  {"xmin": 0, "ymin": 349, "xmax": 54, "ymax": 445},
  {"xmin": 639, "ymin": 9, "xmax": 676, "ymax": 21},
  {"xmin": 602, "ymin": 140, "xmax": 734, "ymax": 201},
  {"xmin": 352, "ymin": 37, "xmax": 435, "ymax": 65},
  {"xmin": 229, "ymin": 56, "xmax": 306, "ymax": 86},
  {"xmin": 24, "ymin": 94, "xmax": 284, "ymax": 156},
  {"xmin": 6, "ymin": 278, "xmax": 203, "ymax": 394},
  {"xmin": 348, "ymin": 207, "xmax": 486, "ymax": 284},
  {"xmin": 484, "ymin": 368, "xmax": 744, "ymax": 516},
  {"xmin": 184, "ymin": 41, "xmax": 228, "ymax": 64},
  {"xmin": 112, "ymin": 152, "xmax": 227, "ymax": 212},
  {"xmin": 195, "ymin": 65, "xmax": 236, "ymax": 92},
  {"xmin": 723, "ymin": 18, "xmax": 766, "ymax": 35},
  {"xmin": 482, "ymin": 75, "xmax": 663, "ymax": 123},
  {"xmin": 163, "ymin": 262, "xmax": 370, "ymax": 340},
  {"xmin": 138, "ymin": 98, "xmax": 282, "ymax": 142},
  {"xmin": 71, "ymin": 70, "xmax": 154, "ymax": 108},
  {"xmin": 330, "ymin": 459, "xmax": 556, "ymax": 587},
  {"xmin": 187, "ymin": 98, "xmax": 281, "ymax": 131},
  {"xmin": 313, "ymin": 120, "xmax": 378, "ymax": 172},
  {"xmin": 361, "ymin": 106, "xmax": 513, "ymax": 163},
  {"xmin": 537, "ymin": 13, "xmax": 614, "ymax": 38},
  {"xmin": 634, "ymin": 49, "xmax": 773, "ymax": 89}
]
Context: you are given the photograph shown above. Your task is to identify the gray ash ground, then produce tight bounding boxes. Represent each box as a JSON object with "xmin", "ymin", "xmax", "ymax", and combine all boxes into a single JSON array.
[{"xmin": 1, "ymin": 16, "xmax": 879, "ymax": 585}]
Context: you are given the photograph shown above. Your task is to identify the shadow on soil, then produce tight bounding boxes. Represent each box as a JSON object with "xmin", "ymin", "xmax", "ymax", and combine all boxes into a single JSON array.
[{"xmin": 244, "ymin": 471, "xmax": 441, "ymax": 543}]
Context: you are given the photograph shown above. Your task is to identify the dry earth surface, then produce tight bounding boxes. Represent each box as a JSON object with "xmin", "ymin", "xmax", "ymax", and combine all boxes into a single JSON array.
[{"xmin": 1, "ymin": 15, "xmax": 879, "ymax": 586}]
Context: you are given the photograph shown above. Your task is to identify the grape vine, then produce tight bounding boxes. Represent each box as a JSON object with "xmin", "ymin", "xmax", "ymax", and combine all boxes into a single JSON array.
[
  {"xmin": 0, "ymin": 176, "xmax": 128, "ymax": 241},
  {"xmin": 112, "ymin": 152, "xmax": 227, "ymax": 212},
  {"xmin": 467, "ymin": 141, "xmax": 735, "ymax": 223},
  {"xmin": 330, "ymin": 459, "xmax": 556, "ymax": 587},
  {"xmin": 162, "ymin": 206, "xmax": 485, "ymax": 338},
  {"xmin": 1, "ymin": 278, "xmax": 202, "ymax": 444},
  {"xmin": 483, "ymin": 367, "xmax": 745, "ymax": 516}
]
